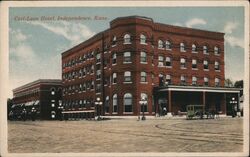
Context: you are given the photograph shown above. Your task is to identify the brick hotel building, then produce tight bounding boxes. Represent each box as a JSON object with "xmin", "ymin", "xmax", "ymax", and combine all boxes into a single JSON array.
[
  {"xmin": 61, "ymin": 16, "xmax": 241, "ymax": 117},
  {"xmin": 12, "ymin": 79, "xmax": 62, "ymax": 120}
]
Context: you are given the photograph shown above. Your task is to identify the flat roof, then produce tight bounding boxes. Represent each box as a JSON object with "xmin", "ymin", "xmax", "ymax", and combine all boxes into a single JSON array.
[{"xmin": 157, "ymin": 85, "xmax": 241, "ymax": 93}]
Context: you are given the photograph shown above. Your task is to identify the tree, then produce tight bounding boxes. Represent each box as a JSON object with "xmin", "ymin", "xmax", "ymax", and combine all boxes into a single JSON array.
[
  {"xmin": 224, "ymin": 78, "xmax": 234, "ymax": 87},
  {"xmin": 234, "ymin": 80, "xmax": 243, "ymax": 88}
]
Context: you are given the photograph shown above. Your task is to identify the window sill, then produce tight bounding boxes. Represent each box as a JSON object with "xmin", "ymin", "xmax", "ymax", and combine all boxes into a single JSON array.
[
  {"xmin": 123, "ymin": 112, "xmax": 133, "ymax": 114},
  {"xmin": 123, "ymin": 62, "xmax": 132, "ymax": 64},
  {"xmin": 180, "ymin": 67, "xmax": 187, "ymax": 69},
  {"xmin": 215, "ymin": 54, "xmax": 220, "ymax": 56},
  {"xmin": 215, "ymin": 70, "xmax": 221, "ymax": 72},
  {"xmin": 140, "ymin": 62, "xmax": 148, "ymax": 64},
  {"xmin": 112, "ymin": 83, "xmax": 117, "ymax": 85},
  {"xmin": 140, "ymin": 82, "xmax": 148, "ymax": 84},
  {"xmin": 111, "ymin": 45, "xmax": 117, "ymax": 47},
  {"xmin": 96, "ymin": 93, "xmax": 101, "ymax": 95},
  {"xmin": 140, "ymin": 42, "xmax": 147, "ymax": 45},
  {"xmin": 166, "ymin": 66, "xmax": 172, "ymax": 68},
  {"xmin": 192, "ymin": 68, "xmax": 198, "ymax": 70},
  {"xmin": 112, "ymin": 64, "xmax": 117, "ymax": 66},
  {"xmin": 203, "ymin": 53, "xmax": 209, "ymax": 55},
  {"xmin": 166, "ymin": 48, "xmax": 172, "ymax": 51},
  {"xmin": 192, "ymin": 51, "xmax": 198, "ymax": 53},
  {"xmin": 158, "ymin": 48, "xmax": 164, "ymax": 50},
  {"xmin": 204, "ymin": 69, "xmax": 209, "ymax": 71},
  {"xmin": 158, "ymin": 65, "xmax": 164, "ymax": 67},
  {"xmin": 112, "ymin": 112, "xmax": 118, "ymax": 114},
  {"xmin": 180, "ymin": 50, "xmax": 186, "ymax": 52},
  {"xmin": 123, "ymin": 42, "xmax": 132, "ymax": 45},
  {"xmin": 123, "ymin": 82, "xmax": 132, "ymax": 84}
]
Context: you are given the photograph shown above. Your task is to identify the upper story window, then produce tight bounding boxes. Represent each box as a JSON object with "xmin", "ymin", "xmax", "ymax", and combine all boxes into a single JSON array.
[
  {"xmin": 96, "ymin": 53, "xmax": 101, "ymax": 63},
  {"xmin": 112, "ymin": 73, "xmax": 117, "ymax": 84},
  {"xmin": 124, "ymin": 34, "xmax": 131, "ymax": 44},
  {"xmin": 215, "ymin": 61, "xmax": 220, "ymax": 70},
  {"xmin": 192, "ymin": 59, "xmax": 197, "ymax": 69},
  {"xmin": 51, "ymin": 88, "xmax": 55, "ymax": 95},
  {"xmin": 192, "ymin": 76, "xmax": 197, "ymax": 85},
  {"xmin": 141, "ymin": 72, "xmax": 147, "ymax": 82},
  {"xmin": 166, "ymin": 74, "xmax": 171, "ymax": 85},
  {"xmin": 166, "ymin": 40, "xmax": 172, "ymax": 50},
  {"xmin": 158, "ymin": 56, "xmax": 164, "ymax": 67},
  {"xmin": 124, "ymin": 71, "xmax": 132, "ymax": 82},
  {"xmin": 180, "ymin": 58, "xmax": 186, "ymax": 69},
  {"xmin": 203, "ymin": 45, "xmax": 208, "ymax": 54},
  {"xmin": 215, "ymin": 77, "xmax": 220, "ymax": 87},
  {"xmin": 140, "ymin": 34, "xmax": 146, "ymax": 44},
  {"xmin": 113, "ymin": 94, "xmax": 118, "ymax": 113},
  {"xmin": 112, "ymin": 36, "xmax": 117, "ymax": 46},
  {"xmin": 96, "ymin": 70, "xmax": 101, "ymax": 80},
  {"xmin": 204, "ymin": 60, "xmax": 209, "ymax": 70},
  {"xmin": 204, "ymin": 77, "xmax": 209, "ymax": 86},
  {"xmin": 124, "ymin": 93, "xmax": 133, "ymax": 113},
  {"xmin": 180, "ymin": 42, "xmax": 186, "ymax": 52},
  {"xmin": 158, "ymin": 40, "xmax": 164, "ymax": 49},
  {"xmin": 124, "ymin": 52, "xmax": 132, "ymax": 63},
  {"xmin": 112, "ymin": 53, "xmax": 117, "ymax": 65},
  {"xmin": 214, "ymin": 46, "xmax": 220, "ymax": 55},
  {"xmin": 140, "ymin": 51, "xmax": 147, "ymax": 63},
  {"xmin": 166, "ymin": 57, "xmax": 172, "ymax": 67},
  {"xmin": 91, "ymin": 81, "xmax": 94, "ymax": 90},
  {"xmin": 180, "ymin": 75, "xmax": 186, "ymax": 85},
  {"xmin": 192, "ymin": 44, "xmax": 197, "ymax": 53}
]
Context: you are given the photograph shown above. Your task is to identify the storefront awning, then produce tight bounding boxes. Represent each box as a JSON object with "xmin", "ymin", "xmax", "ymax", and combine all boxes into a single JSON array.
[{"xmin": 157, "ymin": 85, "xmax": 241, "ymax": 93}]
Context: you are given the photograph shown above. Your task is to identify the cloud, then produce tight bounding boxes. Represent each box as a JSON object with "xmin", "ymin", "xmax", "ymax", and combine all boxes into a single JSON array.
[
  {"xmin": 225, "ymin": 35, "xmax": 244, "ymax": 49},
  {"xmin": 185, "ymin": 18, "xmax": 207, "ymax": 28},
  {"xmin": 223, "ymin": 22, "xmax": 238, "ymax": 34},
  {"xmin": 172, "ymin": 22, "xmax": 182, "ymax": 27},
  {"xmin": 27, "ymin": 21, "xmax": 95, "ymax": 46}
]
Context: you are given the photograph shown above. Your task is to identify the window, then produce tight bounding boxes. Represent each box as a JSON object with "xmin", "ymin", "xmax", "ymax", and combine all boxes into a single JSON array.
[
  {"xmin": 79, "ymin": 84, "xmax": 82, "ymax": 91},
  {"xmin": 204, "ymin": 60, "xmax": 209, "ymax": 70},
  {"xmin": 140, "ymin": 52, "xmax": 147, "ymax": 63},
  {"xmin": 192, "ymin": 76, "xmax": 197, "ymax": 85},
  {"xmin": 112, "ymin": 36, "xmax": 117, "ymax": 46},
  {"xmin": 113, "ymin": 94, "xmax": 118, "ymax": 113},
  {"xmin": 91, "ymin": 81, "xmax": 94, "ymax": 90},
  {"xmin": 112, "ymin": 73, "xmax": 117, "ymax": 84},
  {"xmin": 180, "ymin": 42, "xmax": 185, "ymax": 52},
  {"xmin": 158, "ymin": 56, "xmax": 164, "ymax": 67},
  {"xmin": 124, "ymin": 52, "xmax": 132, "ymax": 63},
  {"xmin": 51, "ymin": 100, "xmax": 55, "ymax": 107},
  {"xmin": 124, "ymin": 93, "xmax": 133, "ymax": 113},
  {"xmin": 215, "ymin": 61, "xmax": 220, "ymax": 70},
  {"xmin": 214, "ymin": 46, "xmax": 219, "ymax": 55},
  {"xmin": 159, "ymin": 74, "xmax": 164, "ymax": 86},
  {"xmin": 96, "ymin": 70, "xmax": 101, "ymax": 80},
  {"xmin": 180, "ymin": 75, "xmax": 186, "ymax": 85},
  {"xmin": 180, "ymin": 58, "xmax": 186, "ymax": 68},
  {"xmin": 140, "ymin": 34, "xmax": 146, "ymax": 44},
  {"xmin": 83, "ymin": 68, "xmax": 86, "ymax": 76},
  {"xmin": 204, "ymin": 77, "xmax": 209, "ymax": 86},
  {"xmin": 215, "ymin": 78, "xmax": 220, "ymax": 87},
  {"xmin": 166, "ymin": 57, "xmax": 171, "ymax": 67},
  {"xmin": 51, "ymin": 88, "xmax": 55, "ymax": 95},
  {"xmin": 141, "ymin": 72, "xmax": 147, "ymax": 82},
  {"xmin": 192, "ymin": 59, "xmax": 197, "ymax": 69},
  {"xmin": 192, "ymin": 44, "xmax": 197, "ymax": 52},
  {"xmin": 140, "ymin": 93, "xmax": 148, "ymax": 112},
  {"xmin": 166, "ymin": 74, "xmax": 171, "ymax": 85},
  {"xmin": 96, "ymin": 84, "xmax": 101, "ymax": 93},
  {"xmin": 96, "ymin": 53, "xmax": 101, "ymax": 63},
  {"xmin": 124, "ymin": 71, "xmax": 132, "ymax": 82},
  {"xmin": 91, "ymin": 65, "xmax": 94, "ymax": 74},
  {"xmin": 112, "ymin": 53, "xmax": 117, "ymax": 65},
  {"xmin": 166, "ymin": 40, "xmax": 172, "ymax": 49},
  {"xmin": 105, "ymin": 96, "xmax": 110, "ymax": 113},
  {"xmin": 158, "ymin": 40, "xmax": 164, "ymax": 49},
  {"xmin": 124, "ymin": 34, "xmax": 131, "ymax": 44},
  {"xmin": 203, "ymin": 45, "xmax": 208, "ymax": 54},
  {"xmin": 83, "ymin": 83, "xmax": 86, "ymax": 91}
]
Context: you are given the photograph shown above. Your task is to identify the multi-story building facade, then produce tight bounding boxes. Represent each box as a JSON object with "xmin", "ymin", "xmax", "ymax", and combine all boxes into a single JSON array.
[
  {"xmin": 61, "ymin": 16, "xmax": 240, "ymax": 117},
  {"xmin": 11, "ymin": 79, "xmax": 62, "ymax": 120}
]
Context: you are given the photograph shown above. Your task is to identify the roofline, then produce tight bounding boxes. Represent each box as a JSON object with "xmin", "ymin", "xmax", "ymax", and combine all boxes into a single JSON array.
[
  {"xmin": 13, "ymin": 79, "xmax": 62, "ymax": 92},
  {"xmin": 110, "ymin": 15, "xmax": 153, "ymax": 24}
]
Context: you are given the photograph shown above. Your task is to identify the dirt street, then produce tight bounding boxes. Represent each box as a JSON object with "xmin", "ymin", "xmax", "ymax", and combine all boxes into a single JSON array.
[{"xmin": 8, "ymin": 117, "xmax": 243, "ymax": 153}]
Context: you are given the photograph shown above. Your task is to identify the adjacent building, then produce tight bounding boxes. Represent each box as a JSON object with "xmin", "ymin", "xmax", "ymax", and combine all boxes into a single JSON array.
[
  {"xmin": 11, "ymin": 79, "xmax": 62, "ymax": 120},
  {"xmin": 61, "ymin": 16, "xmax": 241, "ymax": 117}
]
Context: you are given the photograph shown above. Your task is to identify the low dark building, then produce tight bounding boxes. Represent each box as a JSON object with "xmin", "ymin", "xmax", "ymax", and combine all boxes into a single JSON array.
[{"xmin": 11, "ymin": 79, "xmax": 62, "ymax": 120}]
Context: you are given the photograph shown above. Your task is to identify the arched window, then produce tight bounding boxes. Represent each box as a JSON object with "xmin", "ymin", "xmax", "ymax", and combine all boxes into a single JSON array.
[
  {"xmin": 124, "ymin": 52, "xmax": 131, "ymax": 63},
  {"xmin": 113, "ymin": 94, "xmax": 118, "ymax": 113},
  {"xmin": 180, "ymin": 58, "xmax": 186, "ymax": 68},
  {"xmin": 192, "ymin": 59, "xmax": 197, "ymax": 69},
  {"xmin": 112, "ymin": 73, "xmax": 117, "ymax": 84},
  {"xmin": 158, "ymin": 40, "xmax": 164, "ymax": 49},
  {"xmin": 140, "ymin": 51, "xmax": 147, "ymax": 63},
  {"xmin": 112, "ymin": 53, "xmax": 117, "ymax": 65},
  {"xmin": 140, "ymin": 93, "xmax": 148, "ymax": 112},
  {"xmin": 112, "ymin": 36, "xmax": 117, "ymax": 46},
  {"xmin": 215, "ymin": 61, "xmax": 220, "ymax": 70},
  {"xmin": 51, "ymin": 88, "xmax": 55, "ymax": 95},
  {"xmin": 124, "ymin": 34, "xmax": 131, "ymax": 44},
  {"xmin": 203, "ymin": 45, "xmax": 208, "ymax": 54},
  {"xmin": 180, "ymin": 42, "xmax": 185, "ymax": 52},
  {"xmin": 204, "ymin": 77, "xmax": 209, "ymax": 86},
  {"xmin": 192, "ymin": 44, "xmax": 197, "ymax": 52},
  {"xmin": 192, "ymin": 76, "xmax": 197, "ymax": 85},
  {"xmin": 204, "ymin": 60, "xmax": 209, "ymax": 70},
  {"xmin": 140, "ymin": 34, "xmax": 146, "ymax": 44},
  {"xmin": 141, "ymin": 72, "xmax": 147, "ymax": 82},
  {"xmin": 166, "ymin": 40, "xmax": 172, "ymax": 49},
  {"xmin": 166, "ymin": 57, "xmax": 171, "ymax": 67},
  {"xmin": 215, "ymin": 78, "xmax": 220, "ymax": 87},
  {"xmin": 214, "ymin": 46, "xmax": 219, "ymax": 55},
  {"xmin": 124, "ymin": 93, "xmax": 133, "ymax": 113},
  {"xmin": 96, "ymin": 53, "xmax": 101, "ymax": 63},
  {"xmin": 124, "ymin": 71, "xmax": 132, "ymax": 82},
  {"xmin": 105, "ymin": 96, "xmax": 110, "ymax": 113}
]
